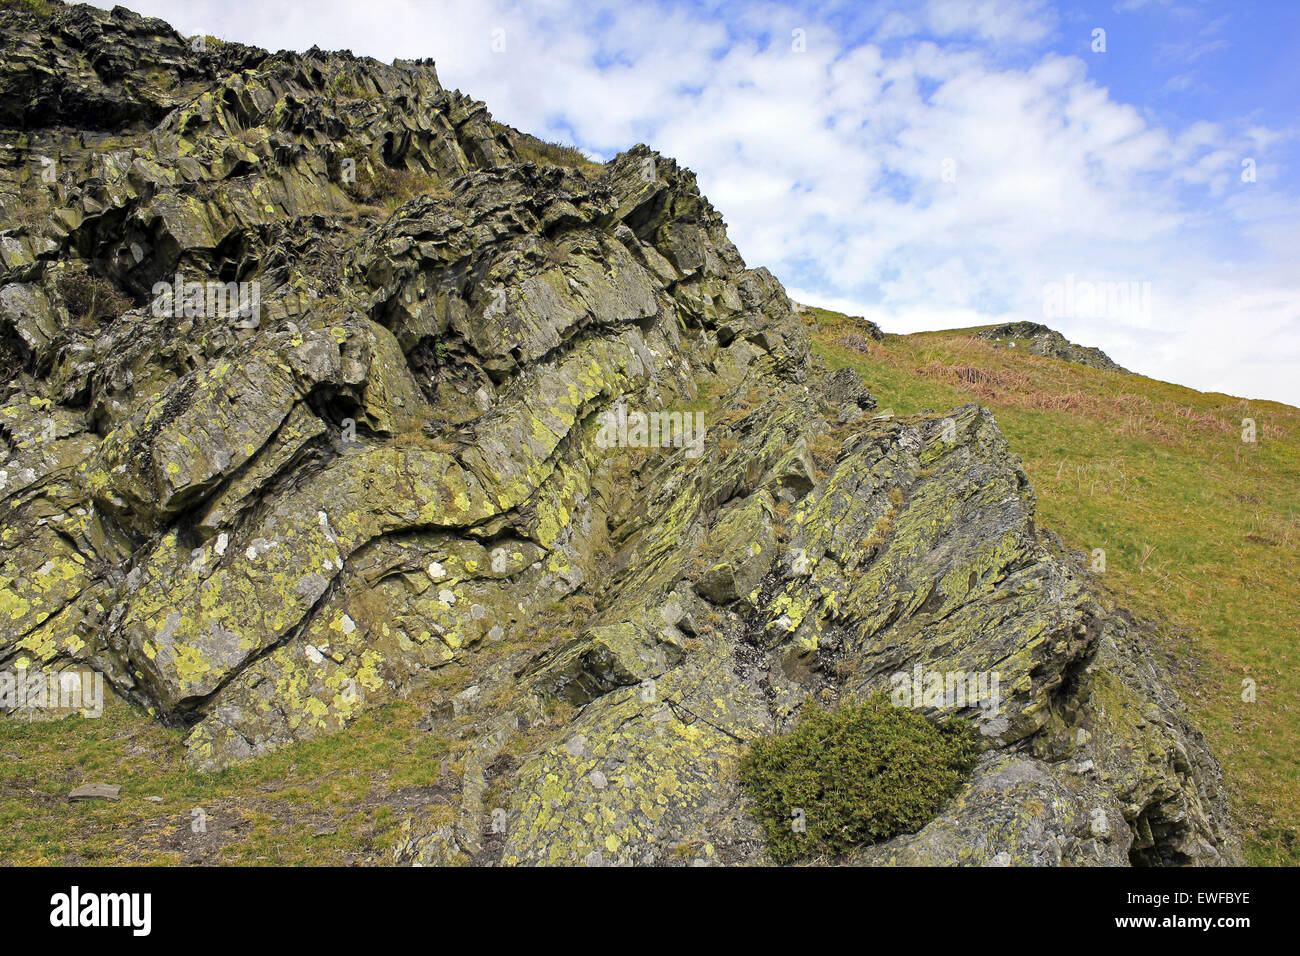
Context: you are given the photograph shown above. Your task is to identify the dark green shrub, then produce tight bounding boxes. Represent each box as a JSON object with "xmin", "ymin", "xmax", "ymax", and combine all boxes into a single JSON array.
[{"xmin": 738, "ymin": 694, "xmax": 981, "ymax": 864}]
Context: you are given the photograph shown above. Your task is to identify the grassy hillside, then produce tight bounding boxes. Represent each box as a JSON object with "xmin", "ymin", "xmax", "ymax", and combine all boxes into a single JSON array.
[
  {"xmin": 806, "ymin": 306, "xmax": 1300, "ymax": 865},
  {"xmin": 0, "ymin": 696, "xmax": 451, "ymax": 864}
]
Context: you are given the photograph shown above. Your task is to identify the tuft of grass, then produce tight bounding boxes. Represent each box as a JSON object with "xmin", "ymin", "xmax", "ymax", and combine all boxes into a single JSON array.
[
  {"xmin": 738, "ymin": 695, "xmax": 981, "ymax": 864},
  {"xmin": 0, "ymin": 0, "xmax": 53, "ymax": 16},
  {"xmin": 514, "ymin": 138, "xmax": 596, "ymax": 170},
  {"xmin": 6, "ymin": 187, "xmax": 53, "ymax": 229},
  {"xmin": 493, "ymin": 123, "xmax": 600, "ymax": 172},
  {"xmin": 58, "ymin": 272, "xmax": 131, "ymax": 323},
  {"xmin": 807, "ymin": 306, "xmax": 1300, "ymax": 865},
  {"xmin": 341, "ymin": 160, "xmax": 450, "ymax": 210}
]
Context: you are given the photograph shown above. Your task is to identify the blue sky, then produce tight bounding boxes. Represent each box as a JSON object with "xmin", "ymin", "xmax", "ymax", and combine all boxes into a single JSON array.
[{"xmin": 94, "ymin": 0, "xmax": 1300, "ymax": 404}]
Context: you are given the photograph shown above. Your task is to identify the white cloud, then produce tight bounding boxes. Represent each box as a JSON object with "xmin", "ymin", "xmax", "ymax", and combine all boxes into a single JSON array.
[{"xmin": 924, "ymin": 0, "xmax": 1057, "ymax": 44}]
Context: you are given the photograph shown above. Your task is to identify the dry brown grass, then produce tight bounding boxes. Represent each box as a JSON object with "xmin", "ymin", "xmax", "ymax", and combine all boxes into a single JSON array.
[
  {"xmin": 834, "ymin": 332, "xmax": 875, "ymax": 355},
  {"xmin": 343, "ymin": 161, "xmax": 450, "ymax": 209},
  {"xmin": 58, "ymin": 272, "xmax": 132, "ymax": 323},
  {"xmin": 912, "ymin": 343, "xmax": 1251, "ymax": 446},
  {"xmin": 6, "ymin": 187, "xmax": 53, "ymax": 229},
  {"xmin": 511, "ymin": 133, "xmax": 599, "ymax": 171}
]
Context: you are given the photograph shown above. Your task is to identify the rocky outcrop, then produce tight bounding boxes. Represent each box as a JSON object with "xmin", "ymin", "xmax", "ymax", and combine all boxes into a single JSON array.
[
  {"xmin": 1, "ymin": 2, "xmax": 1237, "ymax": 865},
  {"xmin": 976, "ymin": 321, "xmax": 1130, "ymax": 373}
]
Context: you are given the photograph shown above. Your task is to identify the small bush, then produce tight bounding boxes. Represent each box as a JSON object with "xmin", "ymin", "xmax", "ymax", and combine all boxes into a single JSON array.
[
  {"xmin": 58, "ymin": 273, "xmax": 131, "ymax": 323},
  {"xmin": 331, "ymin": 74, "xmax": 362, "ymax": 99},
  {"xmin": 738, "ymin": 694, "xmax": 981, "ymax": 864}
]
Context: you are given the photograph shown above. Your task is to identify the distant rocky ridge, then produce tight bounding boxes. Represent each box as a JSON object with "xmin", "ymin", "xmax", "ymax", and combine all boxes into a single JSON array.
[
  {"xmin": 976, "ymin": 321, "xmax": 1131, "ymax": 374},
  {"xmin": 1, "ymin": 1, "xmax": 1238, "ymax": 865}
]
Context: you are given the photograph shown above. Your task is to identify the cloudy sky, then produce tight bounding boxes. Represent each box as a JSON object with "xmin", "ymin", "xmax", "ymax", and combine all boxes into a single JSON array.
[{"xmin": 94, "ymin": 0, "xmax": 1300, "ymax": 404}]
